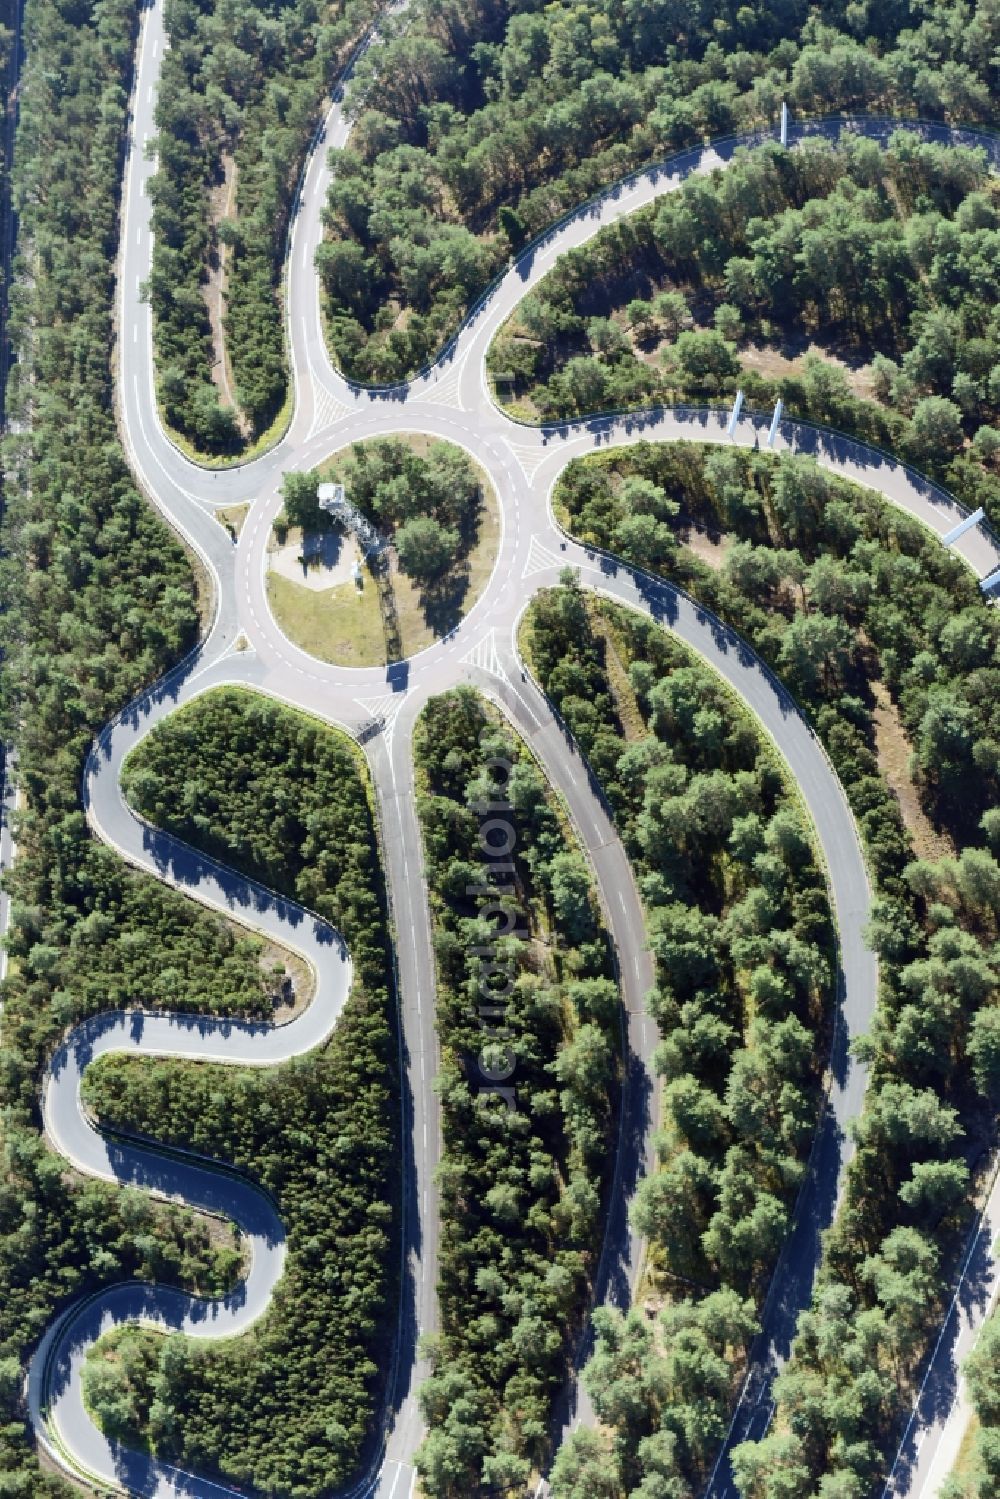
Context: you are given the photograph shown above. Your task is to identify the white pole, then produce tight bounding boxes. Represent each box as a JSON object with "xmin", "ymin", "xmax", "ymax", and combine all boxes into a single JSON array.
[
  {"xmin": 727, "ymin": 389, "xmax": 744, "ymax": 437},
  {"xmin": 767, "ymin": 398, "xmax": 783, "ymax": 448},
  {"xmin": 941, "ymin": 507, "xmax": 985, "ymax": 547},
  {"xmin": 780, "ymin": 102, "xmax": 788, "ymax": 147}
]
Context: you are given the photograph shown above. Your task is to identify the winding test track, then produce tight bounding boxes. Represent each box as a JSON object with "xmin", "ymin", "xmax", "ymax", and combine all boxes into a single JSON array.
[{"xmin": 21, "ymin": 4, "xmax": 1000, "ymax": 1495}]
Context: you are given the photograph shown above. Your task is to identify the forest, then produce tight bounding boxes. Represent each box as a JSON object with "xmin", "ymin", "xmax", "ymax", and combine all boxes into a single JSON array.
[
  {"xmin": 82, "ymin": 686, "xmax": 397, "ymax": 1493},
  {"xmin": 411, "ymin": 687, "xmax": 619, "ymax": 1494},
  {"xmin": 0, "ymin": 0, "xmax": 12, "ymax": 372},
  {"xmin": 551, "ymin": 446, "xmax": 1000, "ymax": 1497},
  {"xmin": 489, "ymin": 132, "xmax": 1000, "ymax": 529},
  {"xmin": 518, "ymin": 584, "xmax": 834, "ymax": 1499},
  {"xmin": 0, "ymin": 0, "xmax": 288, "ymax": 1487},
  {"xmin": 320, "ymin": 0, "xmax": 1000, "ymax": 384},
  {"xmin": 148, "ymin": 0, "xmax": 380, "ymax": 452},
  {"xmin": 0, "ymin": 0, "xmax": 398, "ymax": 1481},
  {"xmin": 5, "ymin": 0, "xmax": 1000, "ymax": 1490}
]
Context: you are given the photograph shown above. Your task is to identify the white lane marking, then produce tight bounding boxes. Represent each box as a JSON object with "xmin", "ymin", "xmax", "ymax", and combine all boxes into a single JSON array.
[
  {"xmin": 504, "ymin": 679, "xmax": 543, "ymax": 730},
  {"xmin": 130, "ymin": 375, "xmax": 215, "ymax": 510}
]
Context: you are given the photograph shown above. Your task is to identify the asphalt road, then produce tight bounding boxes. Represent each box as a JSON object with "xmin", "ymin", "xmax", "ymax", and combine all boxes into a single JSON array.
[{"xmin": 22, "ymin": 2, "xmax": 1000, "ymax": 1494}]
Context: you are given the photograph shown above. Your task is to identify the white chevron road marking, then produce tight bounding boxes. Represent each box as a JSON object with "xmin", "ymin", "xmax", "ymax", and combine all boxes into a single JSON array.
[
  {"xmin": 460, "ymin": 628, "xmax": 509, "ymax": 683},
  {"xmin": 522, "ymin": 534, "xmax": 562, "ymax": 579}
]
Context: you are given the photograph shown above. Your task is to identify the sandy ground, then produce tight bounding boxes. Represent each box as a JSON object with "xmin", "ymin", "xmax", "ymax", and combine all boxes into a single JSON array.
[
  {"xmin": 683, "ymin": 520, "xmax": 729, "ymax": 570},
  {"xmin": 738, "ymin": 340, "xmax": 876, "ymax": 400},
  {"xmin": 268, "ymin": 529, "xmax": 364, "ymax": 591},
  {"xmin": 204, "ymin": 153, "xmax": 241, "ymax": 415},
  {"xmin": 870, "ymin": 679, "xmax": 954, "ymax": 861}
]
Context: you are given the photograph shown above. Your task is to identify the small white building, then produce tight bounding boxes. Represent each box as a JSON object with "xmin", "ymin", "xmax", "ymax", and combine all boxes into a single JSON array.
[{"xmin": 317, "ymin": 481, "xmax": 345, "ymax": 508}]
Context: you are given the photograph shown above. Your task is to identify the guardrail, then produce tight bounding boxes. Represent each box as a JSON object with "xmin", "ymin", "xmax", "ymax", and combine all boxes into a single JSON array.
[
  {"xmin": 516, "ymin": 396, "xmax": 1000, "ymax": 577},
  {"xmin": 311, "ymin": 111, "xmax": 1000, "ymax": 396}
]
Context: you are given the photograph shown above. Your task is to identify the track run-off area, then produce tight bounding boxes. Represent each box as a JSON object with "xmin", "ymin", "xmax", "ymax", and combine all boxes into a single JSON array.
[{"xmin": 21, "ymin": 0, "xmax": 1000, "ymax": 1495}]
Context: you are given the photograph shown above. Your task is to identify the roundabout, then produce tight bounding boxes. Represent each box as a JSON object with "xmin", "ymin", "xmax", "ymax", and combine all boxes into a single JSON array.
[
  {"xmin": 23, "ymin": 0, "xmax": 1000, "ymax": 1495},
  {"xmin": 264, "ymin": 434, "xmax": 501, "ymax": 668}
]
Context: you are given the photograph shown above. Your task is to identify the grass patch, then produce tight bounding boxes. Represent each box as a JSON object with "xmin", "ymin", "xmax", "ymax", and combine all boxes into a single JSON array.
[
  {"xmin": 215, "ymin": 503, "xmax": 249, "ymax": 540},
  {"xmin": 946, "ymin": 1410, "xmax": 982, "ymax": 1498},
  {"xmin": 266, "ymin": 566, "xmax": 385, "ymax": 667}
]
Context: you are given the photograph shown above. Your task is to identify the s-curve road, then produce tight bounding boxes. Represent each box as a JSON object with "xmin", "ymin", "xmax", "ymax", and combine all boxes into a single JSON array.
[{"xmin": 23, "ymin": 1, "xmax": 1000, "ymax": 1494}]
